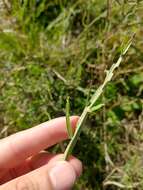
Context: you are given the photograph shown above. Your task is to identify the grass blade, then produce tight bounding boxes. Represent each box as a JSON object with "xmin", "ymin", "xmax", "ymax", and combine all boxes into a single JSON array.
[{"xmin": 66, "ymin": 96, "xmax": 73, "ymax": 139}]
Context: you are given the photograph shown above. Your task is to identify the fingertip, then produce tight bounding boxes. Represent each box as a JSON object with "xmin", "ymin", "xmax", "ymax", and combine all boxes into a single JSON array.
[
  {"xmin": 49, "ymin": 161, "xmax": 76, "ymax": 190},
  {"xmin": 47, "ymin": 154, "xmax": 83, "ymax": 178}
]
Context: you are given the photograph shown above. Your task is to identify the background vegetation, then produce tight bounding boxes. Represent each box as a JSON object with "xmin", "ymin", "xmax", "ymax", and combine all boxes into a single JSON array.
[{"xmin": 0, "ymin": 0, "xmax": 143, "ymax": 189}]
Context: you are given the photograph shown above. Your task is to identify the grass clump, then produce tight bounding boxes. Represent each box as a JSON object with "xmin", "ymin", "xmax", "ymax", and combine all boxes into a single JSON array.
[{"xmin": 0, "ymin": 0, "xmax": 143, "ymax": 189}]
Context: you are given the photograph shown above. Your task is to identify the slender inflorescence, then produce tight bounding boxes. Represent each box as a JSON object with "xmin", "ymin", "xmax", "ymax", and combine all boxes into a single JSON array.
[{"xmin": 63, "ymin": 36, "xmax": 134, "ymax": 160}]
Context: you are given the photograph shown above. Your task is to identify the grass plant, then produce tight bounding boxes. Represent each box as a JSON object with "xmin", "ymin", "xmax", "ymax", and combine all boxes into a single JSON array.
[{"xmin": 64, "ymin": 37, "xmax": 134, "ymax": 160}]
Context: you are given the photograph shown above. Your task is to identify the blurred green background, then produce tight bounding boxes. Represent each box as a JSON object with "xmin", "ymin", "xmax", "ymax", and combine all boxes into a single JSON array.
[{"xmin": 0, "ymin": 0, "xmax": 143, "ymax": 189}]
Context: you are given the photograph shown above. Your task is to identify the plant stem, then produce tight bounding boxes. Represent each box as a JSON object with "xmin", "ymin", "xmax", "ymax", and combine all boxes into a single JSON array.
[
  {"xmin": 64, "ymin": 107, "xmax": 88, "ymax": 160},
  {"xmin": 63, "ymin": 35, "xmax": 134, "ymax": 160}
]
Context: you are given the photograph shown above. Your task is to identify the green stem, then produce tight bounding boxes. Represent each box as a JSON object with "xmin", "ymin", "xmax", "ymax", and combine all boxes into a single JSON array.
[{"xmin": 63, "ymin": 107, "xmax": 88, "ymax": 160}]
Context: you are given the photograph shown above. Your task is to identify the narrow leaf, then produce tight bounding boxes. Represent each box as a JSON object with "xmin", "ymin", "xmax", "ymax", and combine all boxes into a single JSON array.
[
  {"xmin": 66, "ymin": 96, "xmax": 73, "ymax": 139},
  {"xmin": 90, "ymin": 104, "xmax": 104, "ymax": 112}
]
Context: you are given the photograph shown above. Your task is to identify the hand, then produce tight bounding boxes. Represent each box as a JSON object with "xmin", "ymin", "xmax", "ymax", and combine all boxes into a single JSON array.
[{"xmin": 0, "ymin": 116, "xmax": 82, "ymax": 190}]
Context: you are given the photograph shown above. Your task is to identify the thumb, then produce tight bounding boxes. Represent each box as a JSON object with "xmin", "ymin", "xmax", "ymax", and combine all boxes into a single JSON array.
[
  {"xmin": 0, "ymin": 161, "xmax": 77, "ymax": 190},
  {"xmin": 49, "ymin": 161, "xmax": 77, "ymax": 190}
]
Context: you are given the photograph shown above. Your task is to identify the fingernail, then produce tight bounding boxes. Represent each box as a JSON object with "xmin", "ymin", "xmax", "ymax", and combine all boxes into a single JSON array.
[{"xmin": 49, "ymin": 161, "xmax": 76, "ymax": 190}]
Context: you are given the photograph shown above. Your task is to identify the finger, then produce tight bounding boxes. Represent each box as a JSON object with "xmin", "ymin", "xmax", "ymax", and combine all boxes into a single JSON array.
[
  {"xmin": 0, "ymin": 153, "xmax": 82, "ymax": 185},
  {"xmin": 1, "ymin": 159, "xmax": 82, "ymax": 190},
  {"xmin": 0, "ymin": 116, "xmax": 78, "ymax": 170},
  {"xmin": 0, "ymin": 152, "xmax": 53, "ymax": 184}
]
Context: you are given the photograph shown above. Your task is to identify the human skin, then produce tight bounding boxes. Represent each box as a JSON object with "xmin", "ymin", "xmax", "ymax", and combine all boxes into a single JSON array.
[{"xmin": 0, "ymin": 116, "xmax": 82, "ymax": 190}]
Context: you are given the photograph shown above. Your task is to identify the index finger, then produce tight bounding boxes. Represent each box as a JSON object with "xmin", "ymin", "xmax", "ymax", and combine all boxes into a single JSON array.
[{"xmin": 0, "ymin": 116, "xmax": 78, "ymax": 170}]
